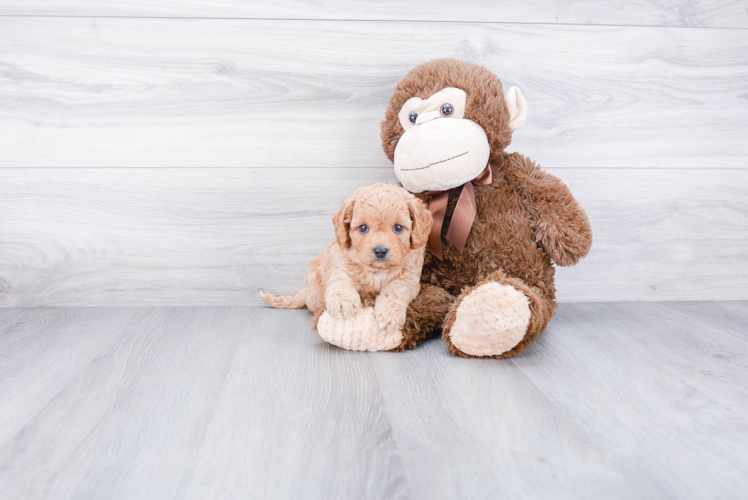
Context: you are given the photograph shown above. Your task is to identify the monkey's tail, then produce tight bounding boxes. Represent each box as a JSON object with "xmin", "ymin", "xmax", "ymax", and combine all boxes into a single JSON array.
[{"xmin": 260, "ymin": 288, "xmax": 307, "ymax": 309}]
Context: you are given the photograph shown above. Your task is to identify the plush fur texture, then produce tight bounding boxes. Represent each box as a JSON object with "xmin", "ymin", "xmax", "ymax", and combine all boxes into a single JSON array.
[
  {"xmin": 262, "ymin": 184, "xmax": 432, "ymax": 343},
  {"xmin": 317, "ymin": 307, "xmax": 403, "ymax": 351},
  {"xmin": 448, "ymin": 281, "xmax": 531, "ymax": 356},
  {"xmin": 381, "ymin": 58, "xmax": 593, "ymax": 358}
]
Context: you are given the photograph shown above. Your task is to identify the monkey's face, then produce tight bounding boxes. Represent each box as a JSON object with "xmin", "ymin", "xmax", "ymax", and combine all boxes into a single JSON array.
[
  {"xmin": 394, "ymin": 88, "xmax": 490, "ymax": 193},
  {"xmin": 381, "ymin": 59, "xmax": 527, "ymax": 194}
]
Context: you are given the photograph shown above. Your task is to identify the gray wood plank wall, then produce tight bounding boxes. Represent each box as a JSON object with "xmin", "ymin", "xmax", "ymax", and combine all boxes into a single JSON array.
[
  {"xmin": 2, "ymin": 1, "xmax": 747, "ymax": 28},
  {"xmin": 1, "ymin": 4, "xmax": 746, "ymax": 306}
]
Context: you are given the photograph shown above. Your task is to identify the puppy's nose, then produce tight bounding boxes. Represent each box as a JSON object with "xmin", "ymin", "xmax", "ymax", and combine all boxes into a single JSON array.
[{"xmin": 373, "ymin": 246, "xmax": 389, "ymax": 259}]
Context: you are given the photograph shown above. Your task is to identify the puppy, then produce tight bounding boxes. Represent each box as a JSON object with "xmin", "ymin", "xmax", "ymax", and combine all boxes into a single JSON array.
[{"xmin": 262, "ymin": 183, "xmax": 432, "ymax": 332}]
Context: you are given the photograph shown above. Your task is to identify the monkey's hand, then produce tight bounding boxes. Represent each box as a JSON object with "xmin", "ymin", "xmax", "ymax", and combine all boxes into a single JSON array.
[
  {"xmin": 317, "ymin": 307, "xmax": 403, "ymax": 351},
  {"xmin": 509, "ymin": 153, "xmax": 592, "ymax": 266}
]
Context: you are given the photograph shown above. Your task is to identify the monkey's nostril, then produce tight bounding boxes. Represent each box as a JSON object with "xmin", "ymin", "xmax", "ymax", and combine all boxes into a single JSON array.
[{"xmin": 373, "ymin": 246, "xmax": 389, "ymax": 259}]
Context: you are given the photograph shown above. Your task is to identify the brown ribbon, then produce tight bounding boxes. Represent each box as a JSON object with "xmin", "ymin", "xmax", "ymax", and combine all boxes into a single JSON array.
[{"xmin": 427, "ymin": 165, "xmax": 492, "ymax": 260}]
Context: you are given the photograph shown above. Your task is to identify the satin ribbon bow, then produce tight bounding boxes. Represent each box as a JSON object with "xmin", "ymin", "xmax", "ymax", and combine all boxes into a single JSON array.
[{"xmin": 427, "ymin": 165, "xmax": 493, "ymax": 260}]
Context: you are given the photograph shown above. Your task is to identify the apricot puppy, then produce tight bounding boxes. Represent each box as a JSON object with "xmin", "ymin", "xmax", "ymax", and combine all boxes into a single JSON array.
[{"xmin": 262, "ymin": 183, "xmax": 432, "ymax": 340}]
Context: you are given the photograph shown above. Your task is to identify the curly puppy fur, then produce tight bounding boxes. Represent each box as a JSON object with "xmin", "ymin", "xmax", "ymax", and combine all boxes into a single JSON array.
[
  {"xmin": 262, "ymin": 184, "xmax": 432, "ymax": 332},
  {"xmin": 382, "ymin": 59, "xmax": 593, "ymax": 357}
]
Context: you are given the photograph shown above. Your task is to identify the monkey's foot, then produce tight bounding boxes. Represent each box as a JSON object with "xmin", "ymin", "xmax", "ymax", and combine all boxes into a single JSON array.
[
  {"xmin": 317, "ymin": 307, "xmax": 403, "ymax": 351},
  {"xmin": 444, "ymin": 282, "xmax": 531, "ymax": 357}
]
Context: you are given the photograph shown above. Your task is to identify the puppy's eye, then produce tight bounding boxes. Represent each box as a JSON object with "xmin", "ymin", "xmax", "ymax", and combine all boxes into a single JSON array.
[
  {"xmin": 409, "ymin": 112, "xmax": 418, "ymax": 124},
  {"xmin": 393, "ymin": 224, "xmax": 404, "ymax": 234},
  {"xmin": 440, "ymin": 103, "xmax": 454, "ymax": 117},
  {"xmin": 358, "ymin": 224, "xmax": 369, "ymax": 234}
]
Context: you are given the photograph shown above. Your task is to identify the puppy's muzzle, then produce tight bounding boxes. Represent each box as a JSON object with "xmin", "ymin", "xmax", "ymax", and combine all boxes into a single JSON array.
[{"xmin": 373, "ymin": 246, "xmax": 389, "ymax": 260}]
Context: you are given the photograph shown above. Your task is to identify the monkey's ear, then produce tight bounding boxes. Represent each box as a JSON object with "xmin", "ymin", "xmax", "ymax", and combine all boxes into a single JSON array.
[
  {"xmin": 505, "ymin": 86, "xmax": 528, "ymax": 131},
  {"xmin": 332, "ymin": 197, "xmax": 355, "ymax": 248}
]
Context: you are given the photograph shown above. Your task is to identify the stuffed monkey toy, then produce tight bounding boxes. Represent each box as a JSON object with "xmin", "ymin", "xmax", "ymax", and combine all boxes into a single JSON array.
[{"xmin": 318, "ymin": 58, "xmax": 592, "ymax": 358}]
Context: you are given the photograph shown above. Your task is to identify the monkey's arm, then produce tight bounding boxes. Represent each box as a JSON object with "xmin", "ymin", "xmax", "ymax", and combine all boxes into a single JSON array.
[{"xmin": 508, "ymin": 153, "xmax": 592, "ymax": 267}]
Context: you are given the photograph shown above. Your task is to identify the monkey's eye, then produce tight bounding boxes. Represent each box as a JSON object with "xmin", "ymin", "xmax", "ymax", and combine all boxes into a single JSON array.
[
  {"xmin": 409, "ymin": 112, "xmax": 418, "ymax": 124},
  {"xmin": 440, "ymin": 103, "xmax": 454, "ymax": 117},
  {"xmin": 358, "ymin": 224, "xmax": 369, "ymax": 234},
  {"xmin": 393, "ymin": 224, "xmax": 404, "ymax": 234}
]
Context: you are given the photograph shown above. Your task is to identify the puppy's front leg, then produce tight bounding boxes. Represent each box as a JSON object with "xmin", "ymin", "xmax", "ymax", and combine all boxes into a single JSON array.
[
  {"xmin": 375, "ymin": 277, "xmax": 420, "ymax": 331},
  {"xmin": 325, "ymin": 269, "xmax": 361, "ymax": 319}
]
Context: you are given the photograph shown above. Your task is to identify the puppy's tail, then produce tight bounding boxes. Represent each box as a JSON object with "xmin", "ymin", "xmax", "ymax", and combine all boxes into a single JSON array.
[{"xmin": 260, "ymin": 288, "xmax": 307, "ymax": 309}]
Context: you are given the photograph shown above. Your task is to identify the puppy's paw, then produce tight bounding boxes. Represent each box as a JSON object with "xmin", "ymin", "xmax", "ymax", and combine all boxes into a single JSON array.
[
  {"xmin": 326, "ymin": 291, "xmax": 362, "ymax": 319},
  {"xmin": 374, "ymin": 298, "xmax": 407, "ymax": 331}
]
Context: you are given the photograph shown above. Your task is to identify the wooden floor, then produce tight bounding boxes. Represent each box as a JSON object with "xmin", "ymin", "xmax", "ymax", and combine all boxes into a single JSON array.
[{"xmin": 1, "ymin": 302, "xmax": 746, "ymax": 499}]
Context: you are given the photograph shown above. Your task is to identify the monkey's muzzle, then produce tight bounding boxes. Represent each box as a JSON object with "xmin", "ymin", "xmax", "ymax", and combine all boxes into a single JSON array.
[{"xmin": 394, "ymin": 118, "xmax": 491, "ymax": 193}]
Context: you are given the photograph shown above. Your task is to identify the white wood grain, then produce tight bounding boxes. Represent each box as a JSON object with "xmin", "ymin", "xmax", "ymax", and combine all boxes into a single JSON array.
[
  {"xmin": 510, "ymin": 302, "xmax": 748, "ymax": 499},
  {"xmin": 599, "ymin": 301, "xmax": 748, "ymax": 415},
  {"xmin": 1, "ymin": 18, "xmax": 746, "ymax": 169},
  {"xmin": 554, "ymin": 167, "xmax": 748, "ymax": 302},
  {"xmin": 370, "ymin": 340, "xmax": 644, "ymax": 499},
  {"xmin": 0, "ymin": 167, "xmax": 745, "ymax": 307},
  {"xmin": 665, "ymin": 301, "xmax": 748, "ymax": 343},
  {"xmin": 1, "ymin": 1, "xmax": 746, "ymax": 28},
  {"xmin": 0, "ymin": 307, "xmax": 247, "ymax": 499},
  {"xmin": 0, "ymin": 308, "xmax": 153, "ymax": 447},
  {"xmin": 182, "ymin": 308, "xmax": 409, "ymax": 500},
  {"xmin": 1, "ymin": 303, "xmax": 747, "ymax": 498},
  {"xmin": 0, "ymin": 307, "xmax": 408, "ymax": 500}
]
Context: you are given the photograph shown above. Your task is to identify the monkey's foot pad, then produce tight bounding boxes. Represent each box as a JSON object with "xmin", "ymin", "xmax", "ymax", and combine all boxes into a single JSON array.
[
  {"xmin": 448, "ymin": 282, "xmax": 532, "ymax": 356},
  {"xmin": 317, "ymin": 307, "xmax": 403, "ymax": 351}
]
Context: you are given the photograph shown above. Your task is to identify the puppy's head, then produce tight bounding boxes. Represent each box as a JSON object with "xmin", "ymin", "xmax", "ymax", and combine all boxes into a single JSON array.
[{"xmin": 333, "ymin": 183, "xmax": 432, "ymax": 269}]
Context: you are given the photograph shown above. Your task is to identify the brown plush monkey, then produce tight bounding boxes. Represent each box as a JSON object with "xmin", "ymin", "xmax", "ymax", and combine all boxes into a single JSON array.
[{"xmin": 318, "ymin": 58, "xmax": 592, "ymax": 358}]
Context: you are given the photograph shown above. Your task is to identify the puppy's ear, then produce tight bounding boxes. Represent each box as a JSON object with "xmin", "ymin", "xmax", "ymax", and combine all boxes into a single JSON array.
[
  {"xmin": 332, "ymin": 197, "xmax": 355, "ymax": 248},
  {"xmin": 408, "ymin": 197, "xmax": 433, "ymax": 249}
]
